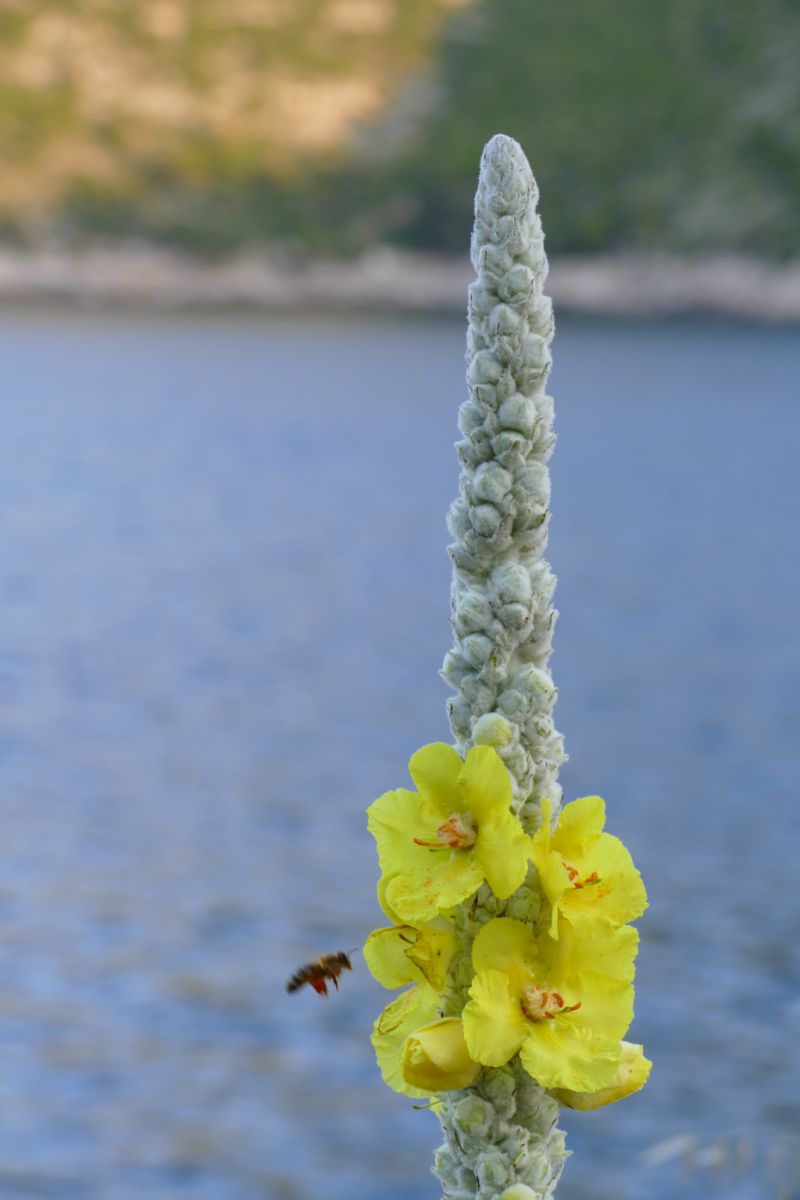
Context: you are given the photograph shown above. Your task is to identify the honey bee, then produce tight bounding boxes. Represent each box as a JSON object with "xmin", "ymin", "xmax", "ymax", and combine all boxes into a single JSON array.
[{"xmin": 286, "ymin": 951, "xmax": 353, "ymax": 997}]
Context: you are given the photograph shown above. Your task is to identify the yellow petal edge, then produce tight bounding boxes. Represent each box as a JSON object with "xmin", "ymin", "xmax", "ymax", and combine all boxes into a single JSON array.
[{"xmin": 552, "ymin": 1041, "xmax": 652, "ymax": 1110}]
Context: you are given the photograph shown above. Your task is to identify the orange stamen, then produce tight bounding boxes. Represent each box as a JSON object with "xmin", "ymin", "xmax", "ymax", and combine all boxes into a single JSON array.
[
  {"xmin": 414, "ymin": 812, "xmax": 477, "ymax": 850},
  {"xmin": 521, "ymin": 984, "xmax": 581, "ymax": 1022},
  {"xmin": 562, "ymin": 861, "xmax": 601, "ymax": 889}
]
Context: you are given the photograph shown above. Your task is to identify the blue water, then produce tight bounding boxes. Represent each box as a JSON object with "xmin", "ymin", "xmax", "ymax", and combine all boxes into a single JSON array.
[{"xmin": 0, "ymin": 311, "xmax": 797, "ymax": 1200}]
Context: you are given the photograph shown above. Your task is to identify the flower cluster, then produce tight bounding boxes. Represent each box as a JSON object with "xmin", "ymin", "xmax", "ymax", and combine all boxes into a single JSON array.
[{"xmin": 366, "ymin": 742, "xmax": 650, "ymax": 1108}]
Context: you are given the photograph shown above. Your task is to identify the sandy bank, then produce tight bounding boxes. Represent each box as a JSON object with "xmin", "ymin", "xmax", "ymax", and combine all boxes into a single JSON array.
[{"xmin": 0, "ymin": 244, "xmax": 798, "ymax": 321}]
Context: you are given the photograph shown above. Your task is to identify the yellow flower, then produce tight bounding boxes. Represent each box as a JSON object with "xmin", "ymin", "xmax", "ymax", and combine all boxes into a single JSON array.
[
  {"xmin": 462, "ymin": 917, "xmax": 638, "ymax": 1092},
  {"xmin": 531, "ymin": 797, "xmax": 647, "ymax": 938},
  {"xmin": 552, "ymin": 1041, "xmax": 652, "ymax": 1110},
  {"xmin": 367, "ymin": 743, "xmax": 531, "ymax": 923},
  {"xmin": 401, "ymin": 1017, "xmax": 481, "ymax": 1092},
  {"xmin": 364, "ymin": 916, "xmax": 456, "ymax": 1098}
]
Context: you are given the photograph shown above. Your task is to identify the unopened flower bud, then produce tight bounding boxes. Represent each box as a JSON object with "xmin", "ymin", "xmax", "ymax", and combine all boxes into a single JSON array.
[
  {"xmin": 498, "ymin": 1186, "xmax": 543, "ymax": 1200},
  {"xmin": 402, "ymin": 1018, "xmax": 481, "ymax": 1092},
  {"xmin": 472, "ymin": 712, "xmax": 514, "ymax": 747}
]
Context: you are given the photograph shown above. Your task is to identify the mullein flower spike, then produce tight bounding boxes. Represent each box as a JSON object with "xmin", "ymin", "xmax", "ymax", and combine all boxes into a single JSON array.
[
  {"xmin": 365, "ymin": 746, "xmax": 647, "ymax": 1103},
  {"xmin": 363, "ymin": 135, "xmax": 650, "ymax": 1198}
]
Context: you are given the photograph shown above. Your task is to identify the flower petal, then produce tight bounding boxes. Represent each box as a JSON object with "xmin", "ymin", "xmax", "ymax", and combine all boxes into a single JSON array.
[
  {"xmin": 363, "ymin": 925, "xmax": 419, "ymax": 989},
  {"xmin": 363, "ymin": 920, "xmax": 454, "ymax": 991},
  {"xmin": 536, "ymin": 797, "xmax": 554, "ymax": 844},
  {"xmin": 519, "ymin": 1021, "xmax": 621, "ymax": 1092},
  {"xmin": 458, "ymin": 745, "xmax": 514, "ymax": 823},
  {"xmin": 384, "ymin": 851, "xmax": 484, "ymax": 924},
  {"xmin": 571, "ymin": 978, "xmax": 635, "ymax": 1043},
  {"xmin": 542, "ymin": 918, "xmax": 639, "ymax": 987},
  {"xmin": 560, "ymin": 831, "xmax": 648, "ymax": 928},
  {"xmin": 463, "ymin": 968, "xmax": 529, "ymax": 1067},
  {"xmin": 401, "ymin": 1017, "xmax": 481, "ymax": 1092},
  {"xmin": 474, "ymin": 810, "xmax": 531, "ymax": 899},
  {"xmin": 371, "ymin": 985, "xmax": 440, "ymax": 1098},
  {"xmin": 579, "ymin": 921, "xmax": 639, "ymax": 985},
  {"xmin": 553, "ymin": 796, "xmax": 606, "ymax": 859},
  {"xmin": 408, "ymin": 743, "xmax": 464, "ymax": 815},
  {"xmin": 376, "ymin": 877, "xmax": 402, "ymax": 925},
  {"xmin": 472, "ymin": 918, "xmax": 537, "ymax": 996},
  {"xmin": 530, "ymin": 799, "xmax": 569, "ymax": 938},
  {"xmin": 539, "ymin": 921, "xmax": 637, "ymax": 1042},
  {"xmin": 530, "ymin": 846, "xmax": 571, "ymax": 938},
  {"xmin": 367, "ymin": 787, "xmax": 442, "ymax": 878},
  {"xmin": 403, "ymin": 923, "xmax": 457, "ymax": 992},
  {"xmin": 553, "ymin": 1041, "xmax": 652, "ymax": 1110}
]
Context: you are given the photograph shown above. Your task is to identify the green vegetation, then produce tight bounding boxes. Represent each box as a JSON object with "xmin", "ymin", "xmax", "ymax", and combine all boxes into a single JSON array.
[
  {"xmin": 1, "ymin": 0, "xmax": 798, "ymax": 258},
  {"xmin": 393, "ymin": 0, "xmax": 800, "ymax": 259}
]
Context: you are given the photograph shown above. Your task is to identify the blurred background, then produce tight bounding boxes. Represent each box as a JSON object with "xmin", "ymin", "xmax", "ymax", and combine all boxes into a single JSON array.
[
  {"xmin": 0, "ymin": 3, "xmax": 799, "ymax": 1200},
  {"xmin": 1, "ymin": 0, "xmax": 800, "ymax": 311}
]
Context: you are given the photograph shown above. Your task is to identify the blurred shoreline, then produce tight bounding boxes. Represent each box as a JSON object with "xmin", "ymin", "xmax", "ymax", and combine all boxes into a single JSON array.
[{"xmin": 1, "ymin": 244, "xmax": 799, "ymax": 321}]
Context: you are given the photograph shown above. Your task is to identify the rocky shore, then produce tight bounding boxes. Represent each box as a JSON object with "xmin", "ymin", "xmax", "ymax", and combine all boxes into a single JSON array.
[{"xmin": 0, "ymin": 244, "xmax": 798, "ymax": 321}]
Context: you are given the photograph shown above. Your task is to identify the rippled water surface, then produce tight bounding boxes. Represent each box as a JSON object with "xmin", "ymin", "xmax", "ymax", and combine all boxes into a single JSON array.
[{"xmin": 0, "ymin": 311, "xmax": 798, "ymax": 1200}]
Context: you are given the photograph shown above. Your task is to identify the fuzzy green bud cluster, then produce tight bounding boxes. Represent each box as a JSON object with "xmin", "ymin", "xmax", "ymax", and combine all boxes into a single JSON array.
[
  {"xmin": 435, "ymin": 134, "xmax": 567, "ymax": 1200},
  {"xmin": 434, "ymin": 1061, "xmax": 568, "ymax": 1200},
  {"xmin": 442, "ymin": 134, "xmax": 564, "ymax": 830}
]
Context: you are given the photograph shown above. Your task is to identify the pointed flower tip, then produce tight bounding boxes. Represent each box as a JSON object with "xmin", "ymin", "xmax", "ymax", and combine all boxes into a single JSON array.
[
  {"xmin": 480, "ymin": 133, "xmax": 533, "ymax": 182},
  {"xmin": 476, "ymin": 133, "xmax": 537, "ymax": 222}
]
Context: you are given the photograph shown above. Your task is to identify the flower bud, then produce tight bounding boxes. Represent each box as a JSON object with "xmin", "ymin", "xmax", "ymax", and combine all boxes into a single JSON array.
[
  {"xmin": 476, "ymin": 1149, "xmax": 509, "ymax": 1190},
  {"xmin": 471, "ymin": 502, "xmax": 502, "ymax": 539},
  {"xmin": 401, "ymin": 1018, "xmax": 481, "ymax": 1092},
  {"xmin": 453, "ymin": 1095, "xmax": 492, "ymax": 1135},
  {"xmin": 553, "ymin": 1042, "xmax": 651, "ymax": 1110},
  {"xmin": 472, "ymin": 711, "xmax": 514, "ymax": 747},
  {"xmin": 499, "ymin": 1186, "xmax": 543, "ymax": 1200}
]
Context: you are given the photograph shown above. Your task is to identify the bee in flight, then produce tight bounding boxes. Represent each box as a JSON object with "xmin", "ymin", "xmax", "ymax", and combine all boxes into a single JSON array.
[{"xmin": 286, "ymin": 951, "xmax": 353, "ymax": 997}]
